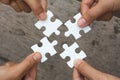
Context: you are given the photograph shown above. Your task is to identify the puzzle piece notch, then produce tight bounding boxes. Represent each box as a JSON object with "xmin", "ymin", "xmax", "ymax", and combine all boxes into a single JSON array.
[
  {"xmin": 60, "ymin": 42, "xmax": 87, "ymax": 68},
  {"xmin": 65, "ymin": 13, "xmax": 91, "ymax": 40},
  {"xmin": 35, "ymin": 10, "xmax": 62, "ymax": 37},
  {"xmin": 31, "ymin": 37, "xmax": 58, "ymax": 63}
]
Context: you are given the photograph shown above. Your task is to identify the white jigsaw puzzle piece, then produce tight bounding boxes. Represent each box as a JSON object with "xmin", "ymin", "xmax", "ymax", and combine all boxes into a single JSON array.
[
  {"xmin": 65, "ymin": 13, "xmax": 91, "ymax": 39},
  {"xmin": 60, "ymin": 42, "xmax": 87, "ymax": 68},
  {"xmin": 31, "ymin": 37, "xmax": 58, "ymax": 63},
  {"xmin": 35, "ymin": 10, "xmax": 62, "ymax": 37}
]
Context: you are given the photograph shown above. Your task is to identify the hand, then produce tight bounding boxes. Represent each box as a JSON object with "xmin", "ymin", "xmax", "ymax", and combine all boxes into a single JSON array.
[
  {"xmin": 78, "ymin": 0, "xmax": 120, "ymax": 27},
  {"xmin": 73, "ymin": 59, "xmax": 120, "ymax": 80},
  {"xmin": 0, "ymin": 0, "xmax": 47, "ymax": 20},
  {"xmin": 0, "ymin": 52, "xmax": 41, "ymax": 80}
]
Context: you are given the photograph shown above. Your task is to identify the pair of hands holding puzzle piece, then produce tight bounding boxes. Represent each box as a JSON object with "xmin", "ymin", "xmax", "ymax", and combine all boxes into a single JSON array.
[{"xmin": 0, "ymin": 0, "xmax": 120, "ymax": 80}]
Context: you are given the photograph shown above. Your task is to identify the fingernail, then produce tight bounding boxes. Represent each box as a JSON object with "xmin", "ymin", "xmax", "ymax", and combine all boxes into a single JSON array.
[
  {"xmin": 33, "ymin": 52, "xmax": 41, "ymax": 61},
  {"xmin": 39, "ymin": 12, "xmax": 47, "ymax": 20},
  {"xmin": 74, "ymin": 59, "xmax": 83, "ymax": 68},
  {"xmin": 78, "ymin": 18, "xmax": 87, "ymax": 27}
]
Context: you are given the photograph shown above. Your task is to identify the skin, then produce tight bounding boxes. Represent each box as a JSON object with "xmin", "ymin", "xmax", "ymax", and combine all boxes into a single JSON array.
[
  {"xmin": 78, "ymin": 0, "xmax": 120, "ymax": 27},
  {"xmin": 73, "ymin": 59, "xmax": 120, "ymax": 80},
  {"xmin": 0, "ymin": 0, "xmax": 120, "ymax": 80},
  {"xmin": 0, "ymin": 0, "xmax": 47, "ymax": 20},
  {"xmin": 0, "ymin": 52, "xmax": 41, "ymax": 80}
]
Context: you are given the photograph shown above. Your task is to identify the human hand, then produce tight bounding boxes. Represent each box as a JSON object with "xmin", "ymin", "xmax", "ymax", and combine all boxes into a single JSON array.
[
  {"xmin": 0, "ymin": 52, "xmax": 41, "ymax": 80},
  {"xmin": 73, "ymin": 59, "xmax": 120, "ymax": 80},
  {"xmin": 0, "ymin": 0, "xmax": 47, "ymax": 20},
  {"xmin": 78, "ymin": 0, "xmax": 120, "ymax": 27}
]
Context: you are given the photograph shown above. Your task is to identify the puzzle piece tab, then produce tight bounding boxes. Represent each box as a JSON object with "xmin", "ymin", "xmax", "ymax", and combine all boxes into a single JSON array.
[
  {"xmin": 60, "ymin": 42, "xmax": 87, "ymax": 68},
  {"xmin": 64, "ymin": 13, "xmax": 91, "ymax": 40},
  {"xmin": 35, "ymin": 10, "xmax": 62, "ymax": 37},
  {"xmin": 31, "ymin": 37, "xmax": 58, "ymax": 63}
]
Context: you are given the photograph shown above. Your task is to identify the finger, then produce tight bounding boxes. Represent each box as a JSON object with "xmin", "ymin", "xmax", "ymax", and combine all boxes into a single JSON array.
[
  {"xmin": 24, "ymin": 64, "xmax": 37, "ymax": 80},
  {"xmin": 24, "ymin": 0, "xmax": 46, "ymax": 20},
  {"xmin": 41, "ymin": 0, "xmax": 47, "ymax": 11},
  {"xmin": 73, "ymin": 68, "xmax": 84, "ymax": 80},
  {"xmin": 0, "ymin": 0, "xmax": 10, "ymax": 4},
  {"xmin": 16, "ymin": 52, "xmax": 41, "ymax": 75},
  {"xmin": 16, "ymin": 0, "xmax": 31, "ymax": 13},
  {"xmin": 97, "ymin": 12, "xmax": 113, "ymax": 21},
  {"xmin": 40, "ymin": 0, "xmax": 47, "ymax": 20},
  {"xmin": 80, "ymin": 0, "xmax": 94, "ymax": 15},
  {"xmin": 78, "ymin": 1, "xmax": 110, "ymax": 27},
  {"xmin": 74, "ymin": 59, "xmax": 106, "ymax": 80},
  {"xmin": 5, "ymin": 62, "xmax": 16, "ymax": 67},
  {"xmin": 10, "ymin": 0, "xmax": 22, "ymax": 12}
]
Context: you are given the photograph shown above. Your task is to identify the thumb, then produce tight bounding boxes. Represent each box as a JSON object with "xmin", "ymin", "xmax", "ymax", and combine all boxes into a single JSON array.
[
  {"xmin": 40, "ymin": 0, "xmax": 47, "ymax": 20},
  {"xmin": 17, "ymin": 52, "xmax": 41, "ymax": 74},
  {"xmin": 78, "ymin": 1, "xmax": 110, "ymax": 27},
  {"xmin": 74, "ymin": 59, "xmax": 106, "ymax": 80},
  {"xmin": 24, "ymin": 0, "xmax": 47, "ymax": 20}
]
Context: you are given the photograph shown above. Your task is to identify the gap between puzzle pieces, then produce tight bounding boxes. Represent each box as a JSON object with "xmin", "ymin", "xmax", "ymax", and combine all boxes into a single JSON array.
[
  {"xmin": 31, "ymin": 37, "xmax": 87, "ymax": 68},
  {"xmin": 32, "ymin": 10, "xmax": 91, "ymax": 68},
  {"xmin": 35, "ymin": 10, "xmax": 91, "ymax": 40}
]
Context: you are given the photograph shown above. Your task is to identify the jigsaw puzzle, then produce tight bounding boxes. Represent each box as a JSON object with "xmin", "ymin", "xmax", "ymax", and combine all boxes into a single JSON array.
[
  {"xmin": 32, "ymin": 10, "xmax": 90, "ymax": 68},
  {"xmin": 31, "ymin": 37, "xmax": 58, "ymax": 63},
  {"xmin": 64, "ymin": 13, "xmax": 91, "ymax": 40},
  {"xmin": 35, "ymin": 10, "xmax": 62, "ymax": 37},
  {"xmin": 60, "ymin": 42, "xmax": 87, "ymax": 68}
]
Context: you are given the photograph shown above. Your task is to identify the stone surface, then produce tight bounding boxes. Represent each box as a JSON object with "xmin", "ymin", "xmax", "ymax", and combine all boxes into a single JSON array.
[{"xmin": 0, "ymin": 0, "xmax": 120, "ymax": 80}]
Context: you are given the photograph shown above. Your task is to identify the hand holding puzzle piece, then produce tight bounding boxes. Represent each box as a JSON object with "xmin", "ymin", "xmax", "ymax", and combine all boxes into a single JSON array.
[{"xmin": 31, "ymin": 10, "xmax": 91, "ymax": 68}]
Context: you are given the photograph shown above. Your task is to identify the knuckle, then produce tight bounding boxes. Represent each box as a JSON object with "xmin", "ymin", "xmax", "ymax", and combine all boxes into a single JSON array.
[
  {"xmin": 33, "ymin": 8, "xmax": 42, "ymax": 16},
  {"xmin": 87, "ymin": 11, "xmax": 94, "ymax": 20},
  {"xmin": 24, "ymin": 9, "xmax": 31, "ymax": 13},
  {"xmin": 77, "ymin": 61, "xmax": 86, "ymax": 72},
  {"xmin": 84, "ymin": 11, "xmax": 95, "ymax": 23},
  {"xmin": 1, "ymin": 0, "xmax": 10, "ymax": 4},
  {"xmin": 78, "ymin": 61, "xmax": 87, "ymax": 73},
  {"xmin": 26, "ymin": 59, "xmax": 35, "ymax": 66},
  {"xmin": 78, "ymin": 61, "xmax": 85, "ymax": 68},
  {"xmin": 23, "ymin": 6, "xmax": 32, "ymax": 13},
  {"xmin": 10, "ymin": 1, "xmax": 23, "ymax": 12},
  {"xmin": 5, "ymin": 62, "xmax": 16, "ymax": 67},
  {"xmin": 10, "ymin": 1, "xmax": 16, "ymax": 7},
  {"xmin": 97, "ymin": 13, "xmax": 113, "ymax": 21},
  {"xmin": 26, "ymin": 60, "xmax": 32, "ymax": 66}
]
